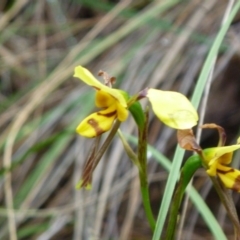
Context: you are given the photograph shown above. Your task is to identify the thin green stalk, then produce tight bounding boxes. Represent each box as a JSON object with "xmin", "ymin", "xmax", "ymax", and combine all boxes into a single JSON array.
[
  {"xmin": 140, "ymin": 174, "xmax": 156, "ymax": 232},
  {"xmin": 118, "ymin": 127, "xmax": 156, "ymax": 231},
  {"xmin": 165, "ymin": 155, "xmax": 202, "ymax": 240},
  {"xmin": 117, "ymin": 130, "xmax": 139, "ymax": 167},
  {"xmin": 138, "ymin": 108, "xmax": 156, "ymax": 231}
]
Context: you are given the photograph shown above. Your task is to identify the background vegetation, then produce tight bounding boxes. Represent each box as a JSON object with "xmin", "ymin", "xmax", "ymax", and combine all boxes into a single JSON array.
[{"xmin": 1, "ymin": 0, "xmax": 240, "ymax": 239}]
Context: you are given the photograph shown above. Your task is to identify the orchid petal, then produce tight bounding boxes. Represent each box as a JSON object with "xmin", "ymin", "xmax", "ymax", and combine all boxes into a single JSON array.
[
  {"xmin": 206, "ymin": 160, "xmax": 218, "ymax": 176},
  {"xmin": 203, "ymin": 145, "xmax": 240, "ymax": 164},
  {"xmin": 217, "ymin": 164, "xmax": 240, "ymax": 192},
  {"xmin": 76, "ymin": 106, "xmax": 117, "ymax": 137},
  {"xmin": 95, "ymin": 90, "xmax": 115, "ymax": 108},
  {"xmin": 74, "ymin": 66, "xmax": 127, "ymax": 107},
  {"xmin": 116, "ymin": 102, "xmax": 128, "ymax": 121},
  {"xmin": 147, "ymin": 88, "xmax": 198, "ymax": 129}
]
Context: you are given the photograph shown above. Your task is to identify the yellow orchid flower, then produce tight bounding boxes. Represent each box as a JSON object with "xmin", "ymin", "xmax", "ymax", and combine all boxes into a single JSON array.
[
  {"xmin": 202, "ymin": 145, "xmax": 240, "ymax": 191},
  {"xmin": 74, "ymin": 66, "xmax": 128, "ymax": 137},
  {"xmin": 178, "ymin": 124, "xmax": 240, "ymax": 192},
  {"xmin": 146, "ymin": 88, "xmax": 198, "ymax": 129}
]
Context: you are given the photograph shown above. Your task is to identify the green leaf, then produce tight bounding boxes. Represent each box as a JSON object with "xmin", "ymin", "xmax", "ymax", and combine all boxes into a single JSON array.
[{"xmin": 128, "ymin": 101, "xmax": 145, "ymax": 130}]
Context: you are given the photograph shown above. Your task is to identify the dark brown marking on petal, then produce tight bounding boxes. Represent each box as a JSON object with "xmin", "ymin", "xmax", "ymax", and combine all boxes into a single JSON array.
[
  {"xmin": 87, "ymin": 118, "xmax": 103, "ymax": 136},
  {"xmin": 217, "ymin": 168, "xmax": 234, "ymax": 174},
  {"xmin": 97, "ymin": 111, "xmax": 117, "ymax": 118},
  {"xmin": 232, "ymin": 175, "xmax": 240, "ymax": 192},
  {"xmin": 93, "ymin": 86, "xmax": 100, "ymax": 91}
]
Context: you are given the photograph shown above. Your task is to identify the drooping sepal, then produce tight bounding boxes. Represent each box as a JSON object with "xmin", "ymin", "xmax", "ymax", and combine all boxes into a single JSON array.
[{"xmin": 76, "ymin": 137, "xmax": 100, "ymax": 189}]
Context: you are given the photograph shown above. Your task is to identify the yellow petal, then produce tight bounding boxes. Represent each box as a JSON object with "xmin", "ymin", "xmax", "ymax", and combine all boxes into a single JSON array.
[
  {"xmin": 95, "ymin": 91, "xmax": 128, "ymax": 122},
  {"xmin": 116, "ymin": 102, "xmax": 128, "ymax": 121},
  {"xmin": 76, "ymin": 107, "xmax": 117, "ymax": 137},
  {"xmin": 217, "ymin": 164, "xmax": 240, "ymax": 192},
  {"xmin": 204, "ymin": 145, "xmax": 240, "ymax": 165},
  {"xmin": 204, "ymin": 146, "xmax": 240, "ymax": 176},
  {"xmin": 211, "ymin": 145, "xmax": 240, "ymax": 159},
  {"xmin": 208, "ymin": 152, "xmax": 233, "ymax": 177},
  {"xmin": 206, "ymin": 160, "xmax": 218, "ymax": 176},
  {"xmin": 95, "ymin": 90, "xmax": 115, "ymax": 108},
  {"xmin": 74, "ymin": 66, "xmax": 127, "ymax": 107},
  {"xmin": 147, "ymin": 88, "xmax": 198, "ymax": 129}
]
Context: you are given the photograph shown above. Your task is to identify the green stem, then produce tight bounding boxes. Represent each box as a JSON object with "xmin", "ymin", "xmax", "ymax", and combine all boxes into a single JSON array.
[
  {"xmin": 165, "ymin": 155, "xmax": 202, "ymax": 240},
  {"xmin": 118, "ymin": 128, "xmax": 156, "ymax": 231},
  {"xmin": 138, "ymin": 108, "xmax": 156, "ymax": 232},
  {"xmin": 118, "ymin": 108, "xmax": 156, "ymax": 231},
  {"xmin": 139, "ymin": 170, "xmax": 156, "ymax": 232},
  {"xmin": 117, "ymin": 129, "xmax": 140, "ymax": 168}
]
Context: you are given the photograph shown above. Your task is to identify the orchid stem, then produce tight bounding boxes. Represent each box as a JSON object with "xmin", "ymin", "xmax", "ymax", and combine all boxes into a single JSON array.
[
  {"xmin": 138, "ymin": 108, "xmax": 156, "ymax": 232},
  {"xmin": 139, "ymin": 169, "xmax": 156, "ymax": 232},
  {"xmin": 210, "ymin": 177, "xmax": 240, "ymax": 239},
  {"xmin": 118, "ymin": 129, "xmax": 156, "ymax": 231}
]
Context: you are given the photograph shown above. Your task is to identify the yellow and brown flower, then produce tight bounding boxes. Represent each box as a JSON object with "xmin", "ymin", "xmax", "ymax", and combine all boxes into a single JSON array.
[
  {"xmin": 74, "ymin": 66, "xmax": 128, "ymax": 137},
  {"xmin": 178, "ymin": 124, "xmax": 240, "ymax": 192}
]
